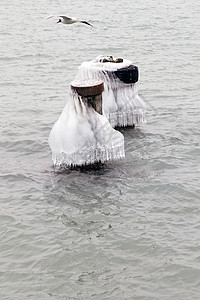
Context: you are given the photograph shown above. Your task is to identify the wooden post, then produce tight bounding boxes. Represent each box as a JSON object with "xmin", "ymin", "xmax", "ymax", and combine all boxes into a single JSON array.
[{"xmin": 70, "ymin": 79, "xmax": 104, "ymax": 115}]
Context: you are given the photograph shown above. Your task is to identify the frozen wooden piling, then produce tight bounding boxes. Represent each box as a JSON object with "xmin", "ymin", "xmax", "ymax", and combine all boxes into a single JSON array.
[
  {"xmin": 74, "ymin": 56, "xmax": 146, "ymax": 127},
  {"xmin": 70, "ymin": 79, "xmax": 104, "ymax": 115}
]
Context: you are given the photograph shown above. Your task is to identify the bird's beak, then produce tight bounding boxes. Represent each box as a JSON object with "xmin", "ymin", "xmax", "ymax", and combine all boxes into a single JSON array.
[{"xmin": 57, "ymin": 20, "xmax": 60, "ymax": 23}]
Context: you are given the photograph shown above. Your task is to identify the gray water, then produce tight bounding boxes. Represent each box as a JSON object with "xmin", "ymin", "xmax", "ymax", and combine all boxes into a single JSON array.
[{"xmin": 1, "ymin": 0, "xmax": 200, "ymax": 299}]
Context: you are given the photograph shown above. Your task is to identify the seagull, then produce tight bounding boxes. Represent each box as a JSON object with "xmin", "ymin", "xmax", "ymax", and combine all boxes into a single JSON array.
[{"xmin": 46, "ymin": 15, "xmax": 93, "ymax": 27}]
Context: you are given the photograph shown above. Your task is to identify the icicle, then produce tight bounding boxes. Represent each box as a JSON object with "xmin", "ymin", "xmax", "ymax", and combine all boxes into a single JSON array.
[
  {"xmin": 74, "ymin": 56, "xmax": 146, "ymax": 127},
  {"xmin": 48, "ymin": 88, "xmax": 125, "ymax": 167}
]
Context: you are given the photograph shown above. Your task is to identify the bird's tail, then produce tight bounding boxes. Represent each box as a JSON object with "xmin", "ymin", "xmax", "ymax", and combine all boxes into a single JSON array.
[{"xmin": 81, "ymin": 21, "xmax": 93, "ymax": 27}]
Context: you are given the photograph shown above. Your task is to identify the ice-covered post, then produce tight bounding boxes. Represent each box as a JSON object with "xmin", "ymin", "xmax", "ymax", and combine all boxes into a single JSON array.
[
  {"xmin": 70, "ymin": 79, "xmax": 104, "ymax": 115},
  {"xmin": 74, "ymin": 55, "xmax": 146, "ymax": 127},
  {"xmin": 48, "ymin": 78, "xmax": 125, "ymax": 166}
]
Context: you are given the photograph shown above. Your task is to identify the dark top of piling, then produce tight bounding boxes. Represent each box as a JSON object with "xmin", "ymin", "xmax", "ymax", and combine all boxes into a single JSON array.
[{"xmin": 71, "ymin": 79, "xmax": 104, "ymax": 97}]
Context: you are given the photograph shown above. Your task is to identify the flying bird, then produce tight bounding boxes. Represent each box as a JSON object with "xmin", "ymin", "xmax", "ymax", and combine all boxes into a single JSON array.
[{"xmin": 46, "ymin": 15, "xmax": 93, "ymax": 27}]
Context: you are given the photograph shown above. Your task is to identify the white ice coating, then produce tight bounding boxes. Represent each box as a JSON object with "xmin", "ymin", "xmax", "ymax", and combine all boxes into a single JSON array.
[
  {"xmin": 48, "ymin": 88, "xmax": 125, "ymax": 166},
  {"xmin": 74, "ymin": 56, "xmax": 146, "ymax": 127}
]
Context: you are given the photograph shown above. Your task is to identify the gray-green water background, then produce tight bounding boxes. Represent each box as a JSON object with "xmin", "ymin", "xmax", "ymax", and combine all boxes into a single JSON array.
[{"xmin": 0, "ymin": 0, "xmax": 200, "ymax": 299}]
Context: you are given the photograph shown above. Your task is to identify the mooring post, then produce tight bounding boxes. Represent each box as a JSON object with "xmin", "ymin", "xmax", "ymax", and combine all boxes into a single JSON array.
[{"xmin": 70, "ymin": 79, "xmax": 104, "ymax": 115}]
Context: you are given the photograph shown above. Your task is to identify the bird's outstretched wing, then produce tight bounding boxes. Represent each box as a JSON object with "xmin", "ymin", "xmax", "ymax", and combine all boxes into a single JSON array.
[
  {"xmin": 81, "ymin": 21, "xmax": 93, "ymax": 27},
  {"xmin": 59, "ymin": 16, "xmax": 72, "ymax": 21},
  {"xmin": 45, "ymin": 15, "xmax": 54, "ymax": 19},
  {"xmin": 45, "ymin": 15, "xmax": 74, "ymax": 21}
]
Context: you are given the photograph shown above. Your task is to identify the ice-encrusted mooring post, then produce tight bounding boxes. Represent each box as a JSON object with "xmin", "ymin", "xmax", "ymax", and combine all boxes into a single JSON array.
[
  {"xmin": 70, "ymin": 79, "xmax": 104, "ymax": 115},
  {"xmin": 48, "ymin": 78, "xmax": 125, "ymax": 166},
  {"xmin": 74, "ymin": 55, "xmax": 146, "ymax": 128}
]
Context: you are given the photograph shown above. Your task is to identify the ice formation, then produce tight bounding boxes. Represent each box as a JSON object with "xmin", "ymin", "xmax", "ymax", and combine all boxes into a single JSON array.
[
  {"xmin": 74, "ymin": 55, "xmax": 146, "ymax": 127},
  {"xmin": 48, "ymin": 88, "xmax": 125, "ymax": 166}
]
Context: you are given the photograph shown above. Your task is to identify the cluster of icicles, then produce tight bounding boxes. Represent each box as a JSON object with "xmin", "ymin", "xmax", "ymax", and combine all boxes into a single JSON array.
[{"xmin": 48, "ymin": 56, "xmax": 146, "ymax": 167}]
